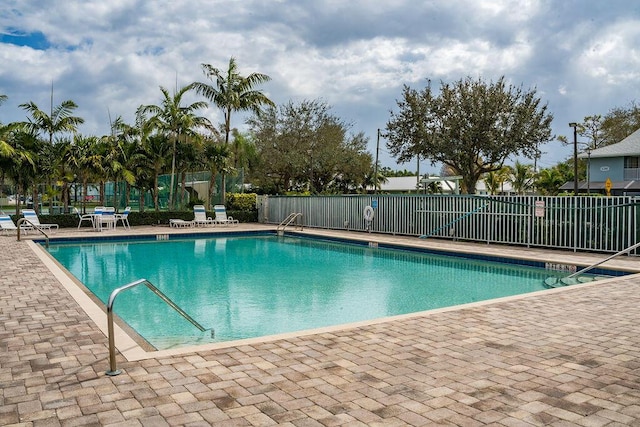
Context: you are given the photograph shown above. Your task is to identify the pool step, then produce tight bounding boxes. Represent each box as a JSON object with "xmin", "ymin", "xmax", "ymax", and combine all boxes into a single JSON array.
[
  {"xmin": 146, "ymin": 334, "xmax": 217, "ymax": 350},
  {"xmin": 543, "ymin": 275, "xmax": 609, "ymax": 288}
]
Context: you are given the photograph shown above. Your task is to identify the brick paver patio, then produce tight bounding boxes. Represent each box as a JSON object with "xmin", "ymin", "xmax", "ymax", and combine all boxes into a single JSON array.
[{"xmin": 1, "ymin": 225, "xmax": 640, "ymax": 426}]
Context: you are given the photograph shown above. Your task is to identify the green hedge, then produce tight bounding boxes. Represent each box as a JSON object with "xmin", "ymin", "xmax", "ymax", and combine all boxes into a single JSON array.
[
  {"xmin": 9, "ymin": 208, "xmax": 258, "ymax": 229},
  {"xmin": 226, "ymin": 193, "xmax": 257, "ymax": 211}
]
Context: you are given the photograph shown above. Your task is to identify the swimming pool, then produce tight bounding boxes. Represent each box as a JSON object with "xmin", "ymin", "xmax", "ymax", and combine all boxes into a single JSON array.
[{"xmin": 46, "ymin": 232, "xmax": 599, "ymax": 350}]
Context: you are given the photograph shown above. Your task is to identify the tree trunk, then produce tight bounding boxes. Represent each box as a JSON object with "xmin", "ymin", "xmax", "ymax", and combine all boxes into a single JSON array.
[
  {"xmin": 139, "ymin": 190, "xmax": 145, "ymax": 213},
  {"xmin": 154, "ymin": 173, "xmax": 160, "ymax": 211},
  {"xmin": 207, "ymin": 171, "xmax": 218, "ymax": 211}
]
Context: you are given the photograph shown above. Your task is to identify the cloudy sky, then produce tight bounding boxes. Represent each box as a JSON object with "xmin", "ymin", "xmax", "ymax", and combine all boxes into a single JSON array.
[{"xmin": 1, "ymin": 0, "xmax": 639, "ymax": 173}]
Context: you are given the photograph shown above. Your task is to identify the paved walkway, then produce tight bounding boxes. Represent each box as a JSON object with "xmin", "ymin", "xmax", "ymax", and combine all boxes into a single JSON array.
[{"xmin": 2, "ymin": 225, "xmax": 640, "ymax": 426}]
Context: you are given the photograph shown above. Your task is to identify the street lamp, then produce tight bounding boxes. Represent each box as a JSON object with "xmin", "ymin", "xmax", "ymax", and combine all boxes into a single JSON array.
[
  {"xmin": 586, "ymin": 147, "xmax": 592, "ymax": 195},
  {"xmin": 569, "ymin": 122, "xmax": 578, "ymax": 196}
]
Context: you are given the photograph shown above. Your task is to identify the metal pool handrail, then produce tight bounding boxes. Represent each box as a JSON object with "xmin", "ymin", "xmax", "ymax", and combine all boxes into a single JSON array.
[
  {"xmin": 277, "ymin": 212, "xmax": 303, "ymax": 235},
  {"xmin": 566, "ymin": 240, "xmax": 640, "ymax": 279},
  {"xmin": 17, "ymin": 218, "xmax": 49, "ymax": 248},
  {"xmin": 106, "ymin": 278, "xmax": 208, "ymax": 376}
]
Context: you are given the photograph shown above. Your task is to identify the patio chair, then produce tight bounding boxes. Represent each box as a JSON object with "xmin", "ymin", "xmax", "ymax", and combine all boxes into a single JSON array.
[
  {"xmin": 0, "ymin": 214, "xmax": 31, "ymax": 235},
  {"xmin": 99, "ymin": 207, "xmax": 116, "ymax": 230},
  {"xmin": 75, "ymin": 207, "xmax": 96, "ymax": 229},
  {"xmin": 21, "ymin": 209, "xmax": 59, "ymax": 232},
  {"xmin": 193, "ymin": 205, "xmax": 216, "ymax": 227},
  {"xmin": 115, "ymin": 207, "xmax": 131, "ymax": 230},
  {"xmin": 213, "ymin": 205, "xmax": 239, "ymax": 226}
]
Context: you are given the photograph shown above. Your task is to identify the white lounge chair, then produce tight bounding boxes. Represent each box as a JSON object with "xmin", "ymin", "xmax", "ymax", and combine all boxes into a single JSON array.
[
  {"xmin": 193, "ymin": 205, "xmax": 216, "ymax": 227},
  {"xmin": 0, "ymin": 214, "xmax": 31, "ymax": 235},
  {"xmin": 213, "ymin": 205, "xmax": 239, "ymax": 226},
  {"xmin": 75, "ymin": 207, "xmax": 95, "ymax": 229},
  {"xmin": 115, "ymin": 207, "xmax": 131, "ymax": 230},
  {"xmin": 21, "ymin": 209, "xmax": 59, "ymax": 232},
  {"xmin": 170, "ymin": 219, "xmax": 194, "ymax": 228}
]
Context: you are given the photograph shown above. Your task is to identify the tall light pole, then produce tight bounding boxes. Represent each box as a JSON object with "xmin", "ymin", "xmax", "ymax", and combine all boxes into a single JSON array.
[
  {"xmin": 569, "ymin": 122, "xmax": 578, "ymax": 196},
  {"xmin": 374, "ymin": 129, "xmax": 380, "ymax": 194},
  {"xmin": 586, "ymin": 147, "xmax": 592, "ymax": 195}
]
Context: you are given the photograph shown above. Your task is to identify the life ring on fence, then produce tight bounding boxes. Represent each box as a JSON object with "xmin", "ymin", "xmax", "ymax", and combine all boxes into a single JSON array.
[{"xmin": 363, "ymin": 205, "xmax": 375, "ymax": 222}]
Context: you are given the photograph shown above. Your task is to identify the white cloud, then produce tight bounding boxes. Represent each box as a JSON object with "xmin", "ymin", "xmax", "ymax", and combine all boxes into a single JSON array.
[
  {"xmin": 0, "ymin": 0, "xmax": 638, "ymax": 170},
  {"xmin": 578, "ymin": 20, "xmax": 640, "ymax": 85}
]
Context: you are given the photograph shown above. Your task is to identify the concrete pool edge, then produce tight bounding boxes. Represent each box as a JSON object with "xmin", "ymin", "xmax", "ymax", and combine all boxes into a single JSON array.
[{"xmin": 27, "ymin": 230, "xmax": 640, "ymax": 363}]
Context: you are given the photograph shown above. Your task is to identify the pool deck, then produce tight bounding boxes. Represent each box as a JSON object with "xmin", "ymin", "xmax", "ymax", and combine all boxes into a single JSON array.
[{"xmin": 2, "ymin": 224, "xmax": 640, "ymax": 426}]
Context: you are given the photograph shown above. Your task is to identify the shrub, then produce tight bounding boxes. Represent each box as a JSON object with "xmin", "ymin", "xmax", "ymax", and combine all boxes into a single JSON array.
[{"xmin": 226, "ymin": 193, "xmax": 257, "ymax": 211}]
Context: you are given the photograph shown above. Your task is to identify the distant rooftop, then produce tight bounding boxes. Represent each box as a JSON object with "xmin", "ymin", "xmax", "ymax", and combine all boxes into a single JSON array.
[{"xmin": 579, "ymin": 127, "xmax": 640, "ymax": 158}]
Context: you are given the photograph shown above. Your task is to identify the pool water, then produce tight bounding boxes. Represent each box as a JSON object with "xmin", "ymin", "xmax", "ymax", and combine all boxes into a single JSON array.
[{"xmin": 48, "ymin": 234, "xmax": 557, "ymax": 349}]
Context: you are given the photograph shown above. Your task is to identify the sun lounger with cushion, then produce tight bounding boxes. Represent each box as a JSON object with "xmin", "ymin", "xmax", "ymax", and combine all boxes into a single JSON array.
[{"xmin": 21, "ymin": 209, "xmax": 59, "ymax": 232}]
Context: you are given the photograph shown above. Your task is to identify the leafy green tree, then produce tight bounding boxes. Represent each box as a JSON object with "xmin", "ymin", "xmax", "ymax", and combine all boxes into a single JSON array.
[
  {"xmin": 193, "ymin": 57, "xmax": 274, "ymax": 201},
  {"xmin": 138, "ymin": 84, "xmax": 212, "ymax": 209},
  {"xmin": 248, "ymin": 99, "xmax": 373, "ymax": 194},
  {"xmin": 558, "ymin": 115, "xmax": 605, "ymax": 154},
  {"xmin": 385, "ymin": 76, "xmax": 553, "ymax": 194},
  {"xmin": 229, "ymin": 128, "xmax": 259, "ymax": 175},
  {"xmin": 379, "ymin": 167, "xmax": 416, "ymax": 177},
  {"xmin": 601, "ymin": 102, "xmax": 640, "ymax": 146},
  {"xmin": 330, "ymin": 133, "xmax": 374, "ymax": 193}
]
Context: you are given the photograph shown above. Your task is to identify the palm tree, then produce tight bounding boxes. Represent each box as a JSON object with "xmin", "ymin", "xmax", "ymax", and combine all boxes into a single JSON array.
[
  {"xmin": 483, "ymin": 171, "xmax": 502, "ymax": 195},
  {"xmin": 65, "ymin": 135, "xmax": 103, "ymax": 211},
  {"xmin": 202, "ymin": 139, "xmax": 230, "ymax": 209},
  {"xmin": 121, "ymin": 110, "xmax": 160, "ymax": 212},
  {"xmin": 508, "ymin": 162, "xmax": 534, "ymax": 195},
  {"xmin": 175, "ymin": 135, "xmax": 203, "ymax": 208},
  {"xmin": 99, "ymin": 117, "xmax": 135, "ymax": 209},
  {"xmin": 0, "ymin": 95, "xmax": 22, "ymax": 198},
  {"xmin": 138, "ymin": 85, "xmax": 212, "ymax": 210},
  {"xmin": 193, "ymin": 57, "xmax": 274, "ymax": 202},
  {"xmin": 535, "ymin": 168, "xmax": 566, "ymax": 195},
  {"xmin": 136, "ymin": 134, "xmax": 172, "ymax": 211},
  {"xmin": 0, "ymin": 94, "xmax": 13, "ymax": 156},
  {"xmin": 5, "ymin": 129, "xmax": 39, "ymax": 215},
  {"xmin": 20, "ymin": 99, "xmax": 84, "ymax": 211}
]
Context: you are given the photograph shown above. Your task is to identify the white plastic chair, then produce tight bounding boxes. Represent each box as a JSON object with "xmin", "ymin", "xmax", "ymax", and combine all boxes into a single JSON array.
[
  {"xmin": 115, "ymin": 207, "xmax": 131, "ymax": 230},
  {"xmin": 75, "ymin": 207, "xmax": 96, "ymax": 229},
  {"xmin": 100, "ymin": 207, "xmax": 116, "ymax": 230}
]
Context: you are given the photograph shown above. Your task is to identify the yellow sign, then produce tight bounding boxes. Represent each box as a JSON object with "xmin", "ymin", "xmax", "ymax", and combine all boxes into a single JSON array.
[{"xmin": 605, "ymin": 178, "xmax": 612, "ymax": 196}]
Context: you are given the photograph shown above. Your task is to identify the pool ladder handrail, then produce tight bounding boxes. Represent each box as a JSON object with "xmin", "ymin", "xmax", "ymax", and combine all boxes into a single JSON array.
[
  {"xmin": 277, "ymin": 212, "xmax": 303, "ymax": 235},
  {"xmin": 106, "ymin": 278, "xmax": 208, "ymax": 376},
  {"xmin": 16, "ymin": 217, "xmax": 49, "ymax": 248},
  {"xmin": 545, "ymin": 240, "xmax": 640, "ymax": 288},
  {"xmin": 566, "ymin": 240, "xmax": 640, "ymax": 279}
]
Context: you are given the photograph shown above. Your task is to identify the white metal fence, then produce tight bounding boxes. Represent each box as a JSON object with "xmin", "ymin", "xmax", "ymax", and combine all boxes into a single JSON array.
[{"xmin": 258, "ymin": 194, "xmax": 640, "ymax": 254}]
